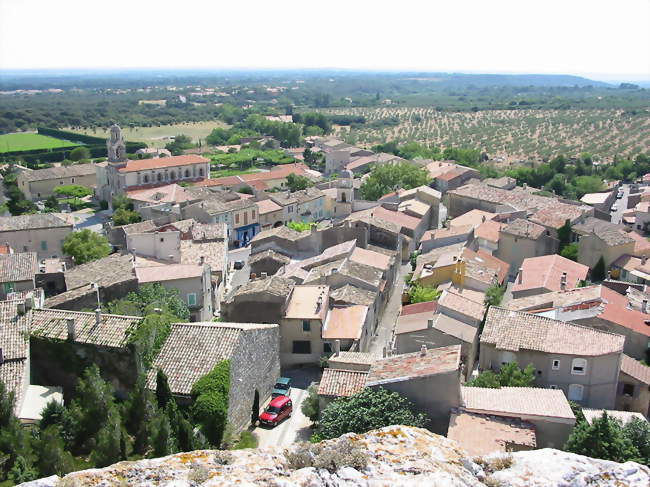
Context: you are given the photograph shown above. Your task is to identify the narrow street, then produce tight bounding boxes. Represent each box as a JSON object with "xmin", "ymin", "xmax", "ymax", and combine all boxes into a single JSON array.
[
  {"xmin": 610, "ymin": 184, "xmax": 630, "ymax": 225},
  {"xmin": 368, "ymin": 262, "xmax": 408, "ymax": 356}
]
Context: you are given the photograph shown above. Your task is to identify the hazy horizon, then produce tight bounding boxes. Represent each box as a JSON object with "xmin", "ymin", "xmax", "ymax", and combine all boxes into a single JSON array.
[{"xmin": 1, "ymin": 0, "xmax": 648, "ymax": 83}]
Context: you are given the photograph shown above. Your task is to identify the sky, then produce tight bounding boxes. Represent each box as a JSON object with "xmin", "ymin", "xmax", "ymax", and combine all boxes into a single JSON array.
[{"xmin": 1, "ymin": 0, "xmax": 649, "ymax": 81}]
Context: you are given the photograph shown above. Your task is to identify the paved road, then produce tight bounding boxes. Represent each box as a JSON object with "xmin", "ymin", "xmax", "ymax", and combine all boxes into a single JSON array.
[
  {"xmin": 225, "ymin": 247, "xmax": 251, "ymax": 297},
  {"xmin": 254, "ymin": 367, "xmax": 321, "ymax": 448},
  {"xmin": 368, "ymin": 262, "xmax": 408, "ymax": 356},
  {"xmin": 610, "ymin": 185, "xmax": 629, "ymax": 225}
]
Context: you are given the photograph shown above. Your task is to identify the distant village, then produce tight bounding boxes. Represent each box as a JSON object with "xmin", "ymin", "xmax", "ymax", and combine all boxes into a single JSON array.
[{"xmin": 1, "ymin": 123, "xmax": 650, "ymax": 462}]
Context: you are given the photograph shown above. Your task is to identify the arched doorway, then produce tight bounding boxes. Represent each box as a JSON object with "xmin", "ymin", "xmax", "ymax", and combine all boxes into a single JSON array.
[{"xmin": 251, "ymin": 389, "xmax": 260, "ymax": 425}]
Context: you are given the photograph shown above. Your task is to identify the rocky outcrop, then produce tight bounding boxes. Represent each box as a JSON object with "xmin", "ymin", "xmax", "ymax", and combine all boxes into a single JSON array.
[{"xmin": 24, "ymin": 426, "xmax": 649, "ymax": 487}]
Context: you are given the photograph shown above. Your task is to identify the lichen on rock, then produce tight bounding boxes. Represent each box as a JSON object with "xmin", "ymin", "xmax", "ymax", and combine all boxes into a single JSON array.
[{"xmin": 20, "ymin": 426, "xmax": 650, "ymax": 487}]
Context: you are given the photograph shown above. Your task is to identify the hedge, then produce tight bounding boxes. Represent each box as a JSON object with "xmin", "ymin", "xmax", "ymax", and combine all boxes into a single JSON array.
[{"xmin": 37, "ymin": 127, "xmax": 106, "ymax": 145}]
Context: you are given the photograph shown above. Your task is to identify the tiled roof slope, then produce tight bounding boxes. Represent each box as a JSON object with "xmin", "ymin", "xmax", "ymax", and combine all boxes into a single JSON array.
[
  {"xmin": 367, "ymin": 345, "xmax": 460, "ymax": 385},
  {"xmin": 0, "ymin": 300, "xmax": 31, "ymax": 361},
  {"xmin": 119, "ymin": 154, "xmax": 209, "ymax": 173},
  {"xmin": 318, "ymin": 368, "xmax": 368, "ymax": 397},
  {"xmin": 620, "ymin": 354, "xmax": 650, "ymax": 385},
  {"xmin": 30, "ymin": 309, "xmax": 140, "ymax": 349},
  {"xmin": 0, "ymin": 214, "xmax": 71, "ymax": 232},
  {"xmin": 481, "ymin": 307, "xmax": 625, "ymax": 356},
  {"xmin": 21, "ymin": 163, "xmax": 96, "ymax": 182},
  {"xmin": 0, "ymin": 252, "xmax": 37, "ymax": 282},
  {"xmin": 461, "ymin": 386, "xmax": 575, "ymax": 420},
  {"xmin": 146, "ymin": 322, "xmax": 276, "ymax": 395}
]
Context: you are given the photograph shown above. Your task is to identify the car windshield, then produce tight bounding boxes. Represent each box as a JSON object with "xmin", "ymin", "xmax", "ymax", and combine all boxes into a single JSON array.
[
  {"xmin": 266, "ymin": 406, "xmax": 281, "ymax": 414},
  {"xmin": 274, "ymin": 383, "xmax": 289, "ymax": 390}
]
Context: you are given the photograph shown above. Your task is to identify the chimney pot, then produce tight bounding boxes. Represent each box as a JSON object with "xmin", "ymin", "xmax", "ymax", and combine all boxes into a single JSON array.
[
  {"xmin": 643, "ymin": 299, "xmax": 648, "ymax": 313},
  {"xmin": 334, "ymin": 339, "xmax": 341, "ymax": 356},
  {"xmin": 518, "ymin": 269, "xmax": 523, "ymax": 284},
  {"xmin": 420, "ymin": 344, "xmax": 427, "ymax": 356},
  {"xmin": 199, "ymin": 255, "xmax": 205, "ymax": 265},
  {"xmin": 66, "ymin": 318, "xmax": 75, "ymax": 341},
  {"xmin": 95, "ymin": 308, "xmax": 101, "ymax": 326},
  {"xmin": 642, "ymin": 256, "xmax": 648, "ymax": 266}
]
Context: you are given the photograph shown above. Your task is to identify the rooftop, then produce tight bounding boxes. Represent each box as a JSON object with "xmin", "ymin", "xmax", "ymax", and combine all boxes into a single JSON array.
[
  {"xmin": 580, "ymin": 192, "xmax": 611, "ymax": 205},
  {"xmin": 529, "ymin": 204, "xmax": 589, "ymax": 229},
  {"xmin": 329, "ymin": 284, "xmax": 377, "ymax": 307},
  {"xmin": 0, "ymin": 252, "xmax": 37, "ymax": 283},
  {"xmin": 20, "ymin": 163, "xmax": 96, "ymax": 182},
  {"xmin": 146, "ymin": 322, "xmax": 277, "ymax": 395},
  {"xmin": 447, "ymin": 409, "xmax": 536, "ymax": 457},
  {"xmin": 322, "ymin": 305, "xmax": 368, "ymax": 340},
  {"xmin": 475, "ymin": 220, "xmax": 505, "ymax": 243},
  {"xmin": 366, "ymin": 344, "xmax": 460, "ymax": 385},
  {"xmin": 328, "ymin": 351, "xmax": 376, "ymax": 368},
  {"xmin": 481, "ymin": 307, "xmax": 626, "ymax": 356},
  {"xmin": 284, "ymin": 285, "xmax": 329, "ymax": 320},
  {"xmin": 369, "ymin": 206, "xmax": 421, "ymax": 232},
  {"xmin": 118, "ymin": 154, "xmax": 209, "ymax": 173},
  {"xmin": 248, "ymin": 249, "xmax": 291, "ymax": 266},
  {"xmin": 620, "ymin": 354, "xmax": 650, "ymax": 385},
  {"xmin": 513, "ymin": 254, "xmax": 590, "ymax": 294},
  {"xmin": 350, "ymin": 247, "xmax": 392, "ymax": 271},
  {"xmin": 64, "ymin": 253, "xmax": 135, "ymax": 290},
  {"xmin": 460, "ymin": 386, "xmax": 575, "ymax": 420},
  {"xmin": 230, "ymin": 275, "xmax": 295, "ymax": 300},
  {"xmin": 501, "ymin": 218, "xmax": 546, "ymax": 239},
  {"xmin": 317, "ymin": 368, "xmax": 368, "ymax": 398},
  {"xmin": 30, "ymin": 308, "xmax": 140, "ymax": 349},
  {"xmin": 256, "ymin": 198, "xmax": 283, "ymax": 215},
  {"xmin": 0, "ymin": 213, "xmax": 72, "ymax": 232},
  {"xmin": 438, "ymin": 289, "xmax": 486, "ymax": 321},
  {"xmin": 126, "ymin": 184, "xmax": 194, "ymax": 204},
  {"xmin": 179, "ymin": 240, "xmax": 226, "ymax": 272},
  {"xmin": 251, "ymin": 225, "xmax": 304, "ymax": 243},
  {"xmin": 573, "ymin": 217, "xmax": 635, "ymax": 246},
  {"xmin": 135, "ymin": 264, "xmax": 204, "ymax": 283},
  {"xmin": 423, "ymin": 225, "xmax": 473, "ymax": 241}
]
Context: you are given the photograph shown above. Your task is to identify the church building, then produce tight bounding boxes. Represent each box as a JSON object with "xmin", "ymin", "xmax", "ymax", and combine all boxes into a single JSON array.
[{"xmin": 96, "ymin": 125, "xmax": 210, "ymax": 202}]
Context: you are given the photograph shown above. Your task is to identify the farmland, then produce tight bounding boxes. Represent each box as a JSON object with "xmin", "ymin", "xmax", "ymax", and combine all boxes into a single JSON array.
[
  {"xmin": 322, "ymin": 107, "xmax": 650, "ymax": 163},
  {"xmin": 68, "ymin": 120, "xmax": 229, "ymax": 149},
  {"xmin": 0, "ymin": 133, "xmax": 78, "ymax": 153}
]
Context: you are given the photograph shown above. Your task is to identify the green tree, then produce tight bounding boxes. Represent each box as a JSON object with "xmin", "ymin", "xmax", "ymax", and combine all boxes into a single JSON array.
[
  {"xmin": 623, "ymin": 417, "xmax": 650, "ymax": 465},
  {"xmin": 408, "ymin": 285, "xmax": 441, "ymax": 304},
  {"xmin": 151, "ymin": 407, "xmax": 176, "ymax": 457},
  {"xmin": 44, "ymin": 194, "xmax": 59, "ymax": 210},
  {"xmin": 191, "ymin": 360, "xmax": 230, "ymax": 446},
  {"xmin": 0, "ymin": 383, "xmax": 34, "ymax": 482},
  {"xmin": 317, "ymin": 387, "xmax": 427, "ymax": 441},
  {"xmin": 63, "ymin": 229, "xmax": 112, "ymax": 265},
  {"xmin": 39, "ymin": 399, "xmax": 74, "ymax": 446},
  {"xmin": 287, "ymin": 221, "xmax": 315, "ymax": 232},
  {"xmin": 557, "ymin": 220, "xmax": 572, "ymax": 251},
  {"xmin": 592, "ymin": 256, "xmax": 606, "ymax": 281},
  {"xmin": 286, "ymin": 173, "xmax": 314, "ymax": 192},
  {"xmin": 560, "ymin": 242, "xmax": 579, "ymax": 262},
  {"xmin": 484, "ymin": 284, "xmax": 505, "ymax": 306},
  {"xmin": 165, "ymin": 134, "xmax": 194, "ymax": 155},
  {"xmin": 90, "ymin": 408, "xmax": 126, "ymax": 467},
  {"xmin": 156, "ymin": 369, "xmax": 173, "ymax": 409},
  {"xmin": 124, "ymin": 375, "xmax": 156, "ymax": 454},
  {"xmin": 108, "ymin": 283, "xmax": 190, "ymax": 320},
  {"xmin": 466, "ymin": 362, "xmax": 536, "ymax": 388},
  {"xmin": 54, "ymin": 184, "xmax": 92, "ymax": 198},
  {"xmin": 113, "ymin": 208, "xmax": 142, "ymax": 226},
  {"xmin": 34, "ymin": 425, "xmax": 74, "ymax": 477},
  {"xmin": 69, "ymin": 146, "xmax": 91, "ymax": 161},
  {"xmin": 112, "ymin": 194, "xmax": 134, "ymax": 211},
  {"xmin": 301, "ymin": 384, "xmax": 320, "ymax": 422},
  {"xmin": 8, "ymin": 456, "xmax": 38, "ymax": 484},
  {"xmin": 565, "ymin": 412, "xmax": 639, "ymax": 463},
  {"xmin": 359, "ymin": 163, "xmax": 430, "ymax": 201}
]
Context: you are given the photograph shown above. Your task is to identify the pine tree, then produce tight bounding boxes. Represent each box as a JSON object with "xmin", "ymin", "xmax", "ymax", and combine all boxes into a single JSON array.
[
  {"xmin": 151, "ymin": 407, "xmax": 176, "ymax": 457},
  {"xmin": 125, "ymin": 374, "xmax": 156, "ymax": 454},
  {"xmin": 90, "ymin": 408, "xmax": 125, "ymax": 468},
  {"xmin": 156, "ymin": 369, "xmax": 173, "ymax": 409},
  {"xmin": 565, "ymin": 412, "xmax": 639, "ymax": 462},
  {"xmin": 34, "ymin": 425, "xmax": 74, "ymax": 477}
]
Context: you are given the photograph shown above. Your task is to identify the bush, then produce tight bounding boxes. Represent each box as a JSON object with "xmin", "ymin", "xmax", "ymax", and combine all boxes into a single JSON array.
[
  {"xmin": 301, "ymin": 385, "xmax": 320, "ymax": 422},
  {"xmin": 287, "ymin": 221, "xmax": 315, "ymax": 232},
  {"xmin": 99, "ymin": 199, "xmax": 109, "ymax": 210},
  {"xmin": 484, "ymin": 284, "xmax": 505, "ymax": 306},
  {"xmin": 285, "ymin": 438, "xmax": 368, "ymax": 472},
  {"xmin": 69, "ymin": 146, "xmax": 91, "ymax": 161},
  {"xmin": 62, "ymin": 229, "xmax": 111, "ymax": 265},
  {"xmin": 316, "ymin": 387, "xmax": 427, "ymax": 440},
  {"xmin": 54, "ymin": 184, "xmax": 93, "ymax": 198},
  {"xmin": 191, "ymin": 360, "xmax": 230, "ymax": 446},
  {"xmin": 113, "ymin": 208, "xmax": 142, "ymax": 226},
  {"xmin": 560, "ymin": 242, "xmax": 579, "ymax": 262},
  {"xmin": 408, "ymin": 285, "xmax": 441, "ymax": 303},
  {"xmin": 466, "ymin": 362, "xmax": 536, "ymax": 388}
]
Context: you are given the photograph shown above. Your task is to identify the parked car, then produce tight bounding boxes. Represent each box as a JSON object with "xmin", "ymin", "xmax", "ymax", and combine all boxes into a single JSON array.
[
  {"xmin": 272, "ymin": 377, "xmax": 292, "ymax": 397},
  {"xmin": 611, "ymin": 203, "xmax": 618, "ymax": 212},
  {"xmin": 616, "ymin": 192, "xmax": 623, "ymax": 199},
  {"xmin": 259, "ymin": 395, "xmax": 292, "ymax": 426},
  {"xmin": 233, "ymin": 260, "xmax": 244, "ymax": 270}
]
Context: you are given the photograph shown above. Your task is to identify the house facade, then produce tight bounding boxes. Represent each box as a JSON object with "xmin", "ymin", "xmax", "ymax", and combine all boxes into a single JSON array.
[
  {"xmin": 0, "ymin": 214, "xmax": 73, "ymax": 260},
  {"xmin": 18, "ymin": 164, "xmax": 97, "ymax": 201}
]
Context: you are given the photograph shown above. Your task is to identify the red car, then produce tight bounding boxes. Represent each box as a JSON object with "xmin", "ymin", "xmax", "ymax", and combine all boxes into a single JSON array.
[{"xmin": 259, "ymin": 395, "xmax": 292, "ymax": 427}]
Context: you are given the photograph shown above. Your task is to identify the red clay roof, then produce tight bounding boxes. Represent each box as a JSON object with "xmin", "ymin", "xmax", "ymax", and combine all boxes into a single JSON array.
[
  {"xmin": 400, "ymin": 300, "xmax": 438, "ymax": 317},
  {"xmin": 475, "ymin": 220, "xmax": 504, "ymax": 243},
  {"xmin": 513, "ymin": 254, "xmax": 589, "ymax": 294},
  {"xmin": 371, "ymin": 206, "xmax": 421, "ymax": 231},
  {"xmin": 119, "ymin": 154, "xmax": 209, "ymax": 173},
  {"xmin": 598, "ymin": 286, "xmax": 650, "ymax": 337}
]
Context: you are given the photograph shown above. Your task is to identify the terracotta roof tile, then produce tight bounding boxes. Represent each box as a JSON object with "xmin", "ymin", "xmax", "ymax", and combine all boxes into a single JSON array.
[
  {"xmin": 0, "ymin": 252, "xmax": 37, "ymax": 283},
  {"xmin": 513, "ymin": 254, "xmax": 590, "ymax": 294},
  {"xmin": 620, "ymin": 354, "xmax": 650, "ymax": 385},
  {"xmin": 118, "ymin": 154, "xmax": 209, "ymax": 173},
  {"xmin": 318, "ymin": 368, "xmax": 368, "ymax": 397},
  {"xmin": 322, "ymin": 305, "xmax": 368, "ymax": 340},
  {"xmin": 367, "ymin": 345, "xmax": 460, "ymax": 384},
  {"xmin": 461, "ymin": 386, "xmax": 575, "ymax": 420}
]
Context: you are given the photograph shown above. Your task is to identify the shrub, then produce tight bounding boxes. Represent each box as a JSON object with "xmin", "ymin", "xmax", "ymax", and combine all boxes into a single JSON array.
[
  {"xmin": 191, "ymin": 360, "xmax": 230, "ymax": 446},
  {"xmin": 62, "ymin": 229, "xmax": 111, "ymax": 264},
  {"xmin": 301, "ymin": 385, "xmax": 320, "ymax": 422},
  {"xmin": 113, "ymin": 208, "xmax": 142, "ymax": 226},
  {"xmin": 466, "ymin": 362, "xmax": 536, "ymax": 388},
  {"xmin": 285, "ymin": 438, "xmax": 368, "ymax": 473},
  {"xmin": 408, "ymin": 285, "xmax": 441, "ymax": 303},
  {"xmin": 54, "ymin": 184, "xmax": 92, "ymax": 198}
]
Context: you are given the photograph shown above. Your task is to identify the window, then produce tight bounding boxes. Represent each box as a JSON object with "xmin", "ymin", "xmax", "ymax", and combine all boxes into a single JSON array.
[
  {"xmin": 187, "ymin": 293, "xmax": 197, "ymax": 306},
  {"xmin": 4, "ymin": 282, "xmax": 15, "ymax": 294},
  {"xmin": 622, "ymin": 383, "xmax": 635, "ymax": 397},
  {"xmin": 288, "ymin": 206, "xmax": 294, "ymax": 213},
  {"xmin": 499, "ymin": 351, "xmax": 516, "ymax": 365},
  {"xmin": 552, "ymin": 359, "xmax": 560, "ymax": 370},
  {"xmin": 160, "ymin": 237, "xmax": 164, "ymax": 242},
  {"xmin": 144, "ymin": 175, "xmax": 149, "ymax": 183},
  {"xmin": 252, "ymin": 210, "xmax": 256, "ymax": 219},
  {"xmin": 71, "ymin": 178, "xmax": 75, "ymax": 183},
  {"xmin": 235, "ymin": 213, "xmax": 240, "ymax": 225},
  {"xmin": 292, "ymin": 340, "xmax": 311, "ymax": 354},
  {"xmin": 199, "ymin": 168, "xmax": 204, "ymax": 177},
  {"xmin": 59, "ymin": 181, "xmax": 63, "ymax": 185},
  {"xmin": 185, "ymin": 169, "xmax": 190, "ymax": 178},
  {"xmin": 571, "ymin": 358, "xmax": 587, "ymax": 375},
  {"xmin": 568, "ymin": 384, "xmax": 584, "ymax": 401},
  {"xmin": 549, "ymin": 385, "xmax": 557, "ymax": 389},
  {"xmin": 302, "ymin": 320, "xmax": 311, "ymax": 332},
  {"xmin": 157, "ymin": 173, "xmax": 162, "ymax": 182},
  {"xmin": 22, "ymin": 246, "xmax": 28, "ymax": 252},
  {"xmin": 170, "ymin": 171, "xmax": 176, "ymax": 180},
  {"xmin": 323, "ymin": 342, "xmax": 332, "ymax": 353},
  {"xmin": 40, "ymin": 241, "xmax": 48, "ymax": 251}
]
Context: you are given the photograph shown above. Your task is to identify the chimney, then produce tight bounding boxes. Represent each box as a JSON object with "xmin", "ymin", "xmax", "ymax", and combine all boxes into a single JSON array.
[
  {"xmin": 311, "ymin": 224, "xmax": 317, "ymax": 234},
  {"xmin": 382, "ymin": 346, "xmax": 387, "ymax": 358},
  {"xmin": 482, "ymin": 215, "xmax": 486, "ymax": 223},
  {"xmin": 199, "ymin": 255, "xmax": 205, "ymax": 265},
  {"xmin": 420, "ymin": 344, "xmax": 427, "ymax": 356},
  {"xmin": 427, "ymin": 319, "xmax": 434, "ymax": 329},
  {"xmin": 643, "ymin": 256, "xmax": 648, "ymax": 266},
  {"xmin": 518, "ymin": 269, "xmax": 523, "ymax": 284},
  {"xmin": 643, "ymin": 299, "xmax": 648, "ymax": 314},
  {"xmin": 95, "ymin": 308, "xmax": 101, "ymax": 326},
  {"xmin": 0, "ymin": 347, "xmax": 4, "ymax": 365},
  {"xmin": 334, "ymin": 339, "xmax": 341, "ymax": 356},
  {"xmin": 66, "ymin": 318, "xmax": 75, "ymax": 341},
  {"xmin": 17, "ymin": 302, "xmax": 25, "ymax": 315},
  {"xmin": 560, "ymin": 272, "xmax": 567, "ymax": 291}
]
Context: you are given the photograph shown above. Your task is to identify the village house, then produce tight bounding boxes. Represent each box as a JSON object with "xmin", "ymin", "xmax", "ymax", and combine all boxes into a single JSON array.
[
  {"xmin": 222, "ymin": 275, "xmax": 295, "ymax": 324},
  {"xmin": 270, "ymin": 187, "xmax": 326, "ymax": 223},
  {"xmin": 617, "ymin": 355, "xmax": 650, "ymax": 416},
  {"xmin": 425, "ymin": 161, "xmax": 479, "ymax": 193},
  {"xmin": 448, "ymin": 209, "xmax": 497, "ymax": 230},
  {"xmin": 479, "ymin": 307, "xmax": 625, "ymax": 409},
  {"xmin": 126, "ymin": 183, "xmax": 197, "ymax": 213},
  {"xmin": 455, "ymin": 386, "xmax": 576, "ymax": 449},
  {"xmin": 248, "ymin": 249, "xmax": 291, "ymax": 276},
  {"xmin": 573, "ymin": 217, "xmax": 637, "ymax": 269},
  {"xmin": 146, "ymin": 322, "xmax": 280, "ymax": 435},
  {"xmin": 17, "ymin": 164, "xmax": 97, "ymax": 201},
  {"xmin": 473, "ymin": 219, "xmax": 504, "ymax": 255},
  {"xmin": 496, "ymin": 218, "xmax": 558, "ymax": 278},
  {"xmin": 419, "ymin": 225, "xmax": 474, "ymax": 253},
  {"xmin": 0, "ymin": 214, "xmax": 73, "ymax": 260},
  {"xmin": 256, "ymin": 198, "xmax": 284, "ymax": 230},
  {"xmin": 0, "ymin": 252, "xmax": 37, "ymax": 299},
  {"xmin": 511, "ymin": 254, "xmax": 590, "ymax": 299}
]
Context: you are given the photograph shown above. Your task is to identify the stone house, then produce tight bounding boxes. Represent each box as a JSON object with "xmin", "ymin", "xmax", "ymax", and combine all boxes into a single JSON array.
[
  {"xmin": 573, "ymin": 217, "xmax": 636, "ymax": 269},
  {"xmin": 17, "ymin": 164, "xmax": 97, "ymax": 201},
  {"xmin": 269, "ymin": 187, "xmax": 326, "ymax": 223},
  {"xmin": 0, "ymin": 252, "xmax": 37, "ymax": 299},
  {"xmin": 458, "ymin": 386, "xmax": 576, "ymax": 449},
  {"xmin": 473, "ymin": 219, "xmax": 504, "ymax": 255},
  {"xmin": 419, "ymin": 225, "xmax": 473, "ymax": 253},
  {"xmin": 146, "ymin": 322, "xmax": 280, "ymax": 435},
  {"xmin": 479, "ymin": 307, "xmax": 625, "ymax": 409},
  {"xmin": 0, "ymin": 214, "xmax": 73, "ymax": 260},
  {"xmin": 616, "ymin": 355, "xmax": 650, "ymax": 416},
  {"xmin": 511, "ymin": 254, "xmax": 590, "ymax": 299},
  {"xmin": 496, "ymin": 219, "xmax": 558, "ymax": 279},
  {"xmin": 256, "ymin": 199, "xmax": 284, "ymax": 230},
  {"xmin": 248, "ymin": 249, "xmax": 291, "ymax": 277},
  {"xmin": 135, "ymin": 263, "xmax": 213, "ymax": 322},
  {"xmin": 222, "ymin": 276, "xmax": 294, "ymax": 324}
]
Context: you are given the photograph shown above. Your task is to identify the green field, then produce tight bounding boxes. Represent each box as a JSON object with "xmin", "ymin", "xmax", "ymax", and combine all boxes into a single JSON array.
[{"xmin": 0, "ymin": 133, "xmax": 79, "ymax": 153}]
